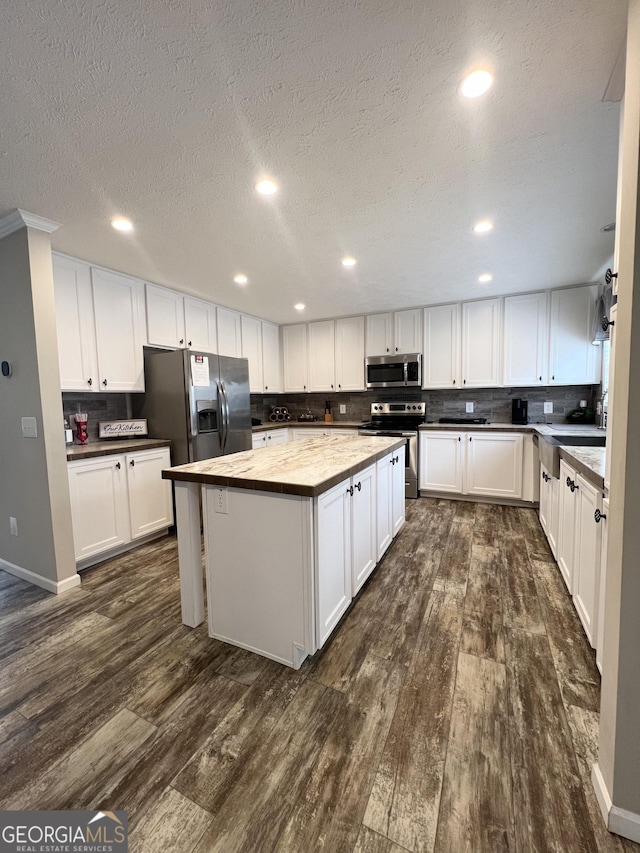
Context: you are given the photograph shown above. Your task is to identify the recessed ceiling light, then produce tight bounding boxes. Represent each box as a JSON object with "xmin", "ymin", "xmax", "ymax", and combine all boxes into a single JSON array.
[
  {"xmin": 234, "ymin": 274, "xmax": 248, "ymax": 285},
  {"xmin": 111, "ymin": 217, "xmax": 133, "ymax": 233},
  {"xmin": 459, "ymin": 69, "xmax": 493, "ymax": 99},
  {"xmin": 294, "ymin": 303, "xmax": 305, "ymax": 311},
  {"xmin": 255, "ymin": 178, "xmax": 278, "ymax": 196},
  {"xmin": 473, "ymin": 220, "xmax": 493, "ymax": 233},
  {"xmin": 478, "ymin": 273, "xmax": 493, "ymax": 283},
  {"xmin": 341, "ymin": 256, "xmax": 357, "ymax": 268}
]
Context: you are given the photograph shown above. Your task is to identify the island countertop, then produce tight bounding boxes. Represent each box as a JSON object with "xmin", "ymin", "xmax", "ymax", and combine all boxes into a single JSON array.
[{"xmin": 162, "ymin": 434, "xmax": 405, "ymax": 497}]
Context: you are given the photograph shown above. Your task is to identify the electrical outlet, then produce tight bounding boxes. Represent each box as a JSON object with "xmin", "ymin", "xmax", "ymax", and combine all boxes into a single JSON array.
[
  {"xmin": 213, "ymin": 488, "xmax": 228, "ymax": 514},
  {"xmin": 465, "ymin": 402, "xmax": 474, "ymax": 413},
  {"xmin": 21, "ymin": 417, "xmax": 37, "ymax": 438},
  {"xmin": 339, "ymin": 404, "xmax": 346, "ymax": 415},
  {"xmin": 9, "ymin": 517, "xmax": 17, "ymax": 536},
  {"xmin": 544, "ymin": 401, "xmax": 553, "ymax": 414}
]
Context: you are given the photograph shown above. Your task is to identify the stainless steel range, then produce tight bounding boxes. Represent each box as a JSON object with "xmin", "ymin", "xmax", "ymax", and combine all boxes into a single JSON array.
[{"xmin": 358, "ymin": 401, "xmax": 426, "ymax": 498}]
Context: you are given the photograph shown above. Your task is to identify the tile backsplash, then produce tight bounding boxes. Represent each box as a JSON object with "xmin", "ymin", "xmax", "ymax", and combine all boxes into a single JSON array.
[
  {"xmin": 62, "ymin": 393, "xmax": 130, "ymax": 442},
  {"xmin": 251, "ymin": 385, "xmax": 598, "ymax": 426}
]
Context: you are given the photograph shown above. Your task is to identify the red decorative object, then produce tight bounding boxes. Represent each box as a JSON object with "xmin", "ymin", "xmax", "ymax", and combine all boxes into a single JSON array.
[{"xmin": 74, "ymin": 413, "xmax": 88, "ymax": 445}]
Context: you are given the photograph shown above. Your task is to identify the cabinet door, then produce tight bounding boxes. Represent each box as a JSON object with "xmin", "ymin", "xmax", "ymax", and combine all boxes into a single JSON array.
[
  {"xmin": 547, "ymin": 472, "xmax": 559, "ymax": 558},
  {"xmin": 365, "ymin": 313, "xmax": 393, "ymax": 356},
  {"xmin": 539, "ymin": 465, "xmax": 559, "ymax": 557},
  {"xmin": 335, "ymin": 316, "xmax": 365, "ymax": 391},
  {"xmin": 461, "ymin": 298, "xmax": 501, "ymax": 388},
  {"xmin": 53, "ymin": 255, "xmax": 98, "ymax": 392},
  {"xmin": 557, "ymin": 460, "xmax": 578, "ymax": 592},
  {"xmin": 126, "ymin": 448, "xmax": 174, "ymax": 539},
  {"xmin": 573, "ymin": 474, "xmax": 602, "ymax": 647},
  {"xmin": 376, "ymin": 453, "xmax": 393, "ymax": 559},
  {"xmin": 315, "ymin": 479, "xmax": 352, "ymax": 647},
  {"xmin": 464, "ymin": 433, "xmax": 523, "ymax": 499},
  {"xmin": 265, "ymin": 428, "xmax": 289, "ymax": 445},
  {"xmin": 68, "ymin": 455, "xmax": 130, "ymax": 560},
  {"xmin": 146, "ymin": 284, "xmax": 186, "ymax": 348},
  {"xmin": 549, "ymin": 285, "xmax": 600, "ymax": 384},
  {"xmin": 261, "ymin": 321, "xmax": 282, "ymax": 393},
  {"xmin": 419, "ymin": 431, "xmax": 464, "ymax": 493},
  {"xmin": 423, "ymin": 304, "xmax": 460, "ymax": 389},
  {"xmin": 596, "ymin": 496, "xmax": 609, "ymax": 673},
  {"xmin": 184, "ymin": 297, "xmax": 217, "ymax": 353},
  {"xmin": 241, "ymin": 315, "xmax": 264, "ymax": 393},
  {"xmin": 539, "ymin": 465, "xmax": 550, "ymax": 535},
  {"xmin": 308, "ymin": 320, "xmax": 336, "ymax": 391},
  {"xmin": 282, "ymin": 324, "xmax": 309, "ymax": 392},
  {"xmin": 391, "ymin": 451, "xmax": 406, "ymax": 536},
  {"xmin": 503, "ymin": 292, "xmax": 548, "ymax": 386},
  {"xmin": 91, "ymin": 268, "xmax": 146, "ymax": 391},
  {"xmin": 217, "ymin": 307, "xmax": 242, "ymax": 358},
  {"xmin": 252, "ymin": 433, "xmax": 267, "ymax": 449},
  {"xmin": 351, "ymin": 464, "xmax": 377, "ymax": 594},
  {"xmin": 394, "ymin": 309, "xmax": 422, "ymax": 354}
]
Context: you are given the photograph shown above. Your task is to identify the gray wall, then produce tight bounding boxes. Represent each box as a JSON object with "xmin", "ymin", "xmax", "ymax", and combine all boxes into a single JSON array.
[{"xmin": 0, "ymin": 225, "xmax": 76, "ymax": 586}]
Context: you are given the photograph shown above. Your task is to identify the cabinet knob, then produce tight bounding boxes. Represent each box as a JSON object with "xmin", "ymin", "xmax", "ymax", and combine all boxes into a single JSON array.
[
  {"xmin": 87, "ymin": 378, "xmax": 93, "ymax": 386},
  {"xmin": 605, "ymin": 268, "xmax": 618, "ymax": 285},
  {"xmin": 395, "ymin": 347, "xmax": 399, "ymax": 352},
  {"xmin": 458, "ymin": 436, "xmax": 461, "ymax": 442},
  {"xmin": 552, "ymin": 375, "xmax": 555, "ymax": 381},
  {"xmin": 386, "ymin": 348, "xmax": 390, "ymax": 353},
  {"xmin": 601, "ymin": 317, "xmax": 615, "ymax": 332},
  {"xmin": 452, "ymin": 379, "xmax": 456, "ymax": 385},
  {"xmin": 569, "ymin": 480, "xmax": 578, "ymax": 493},
  {"xmin": 265, "ymin": 385, "xmax": 268, "ymax": 391},
  {"xmin": 347, "ymin": 485, "xmax": 354, "ymax": 496},
  {"xmin": 115, "ymin": 461, "xmax": 121, "ymax": 469},
  {"xmin": 469, "ymin": 436, "xmax": 472, "ymax": 441},
  {"xmin": 594, "ymin": 508, "xmax": 607, "ymax": 523},
  {"xmin": 566, "ymin": 476, "xmax": 571, "ymax": 487},
  {"xmin": 188, "ymin": 340, "xmax": 192, "ymax": 347},
  {"xmin": 331, "ymin": 384, "xmax": 334, "ymax": 389},
  {"xmin": 180, "ymin": 339, "xmax": 184, "ymax": 345},
  {"xmin": 102, "ymin": 379, "xmax": 108, "ymax": 387},
  {"xmin": 539, "ymin": 376, "xmax": 542, "ymax": 381},
  {"xmin": 356, "ymin": 481, "xmax": 361, "ymax": 491},
  {"xmin": 130, "ymin": 459, "xmax": 135, "ymax": 466},
  {"xmin": 463, "ymin": 379, "xmax": 466, "ymax": 384},
  {"xmin": 395, "ymin": 455, "xmax": 399, "ymax": 463},
  {"xmin": 304, "ymin": 385, "xmax": 307, "ymax": 390}
]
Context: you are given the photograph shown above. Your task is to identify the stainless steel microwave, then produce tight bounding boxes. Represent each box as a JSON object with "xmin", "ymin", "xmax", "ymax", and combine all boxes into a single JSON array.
[{"xmin": 365, "ymin": 353, "xmax": 422, "ymax": 389}]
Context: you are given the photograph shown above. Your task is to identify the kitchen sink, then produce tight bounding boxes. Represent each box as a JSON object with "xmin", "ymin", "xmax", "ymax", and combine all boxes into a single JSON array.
[
  {"xmin": 538, "ymin": 433, "xmax": 606, "ymax": 477},
  {"xmin": 555, "ymin": 435, "xmax": 606, "ymax": 447}
]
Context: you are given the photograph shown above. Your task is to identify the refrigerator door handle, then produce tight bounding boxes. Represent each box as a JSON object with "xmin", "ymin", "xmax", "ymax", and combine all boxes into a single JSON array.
[
  {"xmin": 219, "ymin": 380, "xmax": 230, "ymax": 453},
  {"xmin": 216, "ymin": 381, "xmax": 225, "ymax": 452}
]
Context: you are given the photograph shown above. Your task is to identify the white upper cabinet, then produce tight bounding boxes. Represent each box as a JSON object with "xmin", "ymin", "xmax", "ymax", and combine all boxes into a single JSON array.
[
  {"xmin": 308, "ymin": 320, "xmax": 336, "ymax": 392},
  {"xmin": 366, "ymin": 309, "xmax": 421, "ymax": 355},
  {"xmin": 146, "ymin": 283, "xmax": 186, "ymax": 348},
  {"xmin": 53, "ymin": 255, "xmax": 98, "ymax": 392},
  {"xmin": 423, "ymin": 303, "xmax": 461, "ymax": 389},
  {"xmin": 549, "ymin": 285, "xmax": 601, "ymax": 385},
  {"xmin": 461, "ymin": 298, "xmax": 502, "ymax": 388},
  {"xmin": 283, "ymin": 324, "xmax": 309, "ymax": 392},
  {"xmin": 365, "ymin": 312, "xmax": 394, "ymax": 356},
  {"xmin": 241, "ymin": 314, "xmax": 264, "ymax": 393},
  {"xmin": 91, "ymin": 268, "xmax": 146, "ymax": 391},
  {"xmin": 261, "ymin": 321, "xmax": 281, "ymax": 393},
  {"xmin": 335, "ymin": 316, "xmax": 365, "ymax": 391},
  {"xmin": 394, "ymin": 308, "xmax": 422, "ymax": 354},
  {"xmin": 184, "ymin": 296, "xmax": 217, "ymax": 352},
  {"xmin": 217, "ymin": 307, "xmax": 242, "ymax": 358},
  {"xmin": 503, "ymin": 292, "xmax": 548, "ymax": 386}
]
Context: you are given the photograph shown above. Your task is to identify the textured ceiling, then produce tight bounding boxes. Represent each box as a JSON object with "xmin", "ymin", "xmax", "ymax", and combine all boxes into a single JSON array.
[{"xmin": 0, "ymin": 0, "xmax": 626, "ymax": 323}]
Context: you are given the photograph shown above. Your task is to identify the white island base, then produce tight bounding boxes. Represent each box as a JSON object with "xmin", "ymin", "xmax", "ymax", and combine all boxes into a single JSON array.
[{"xmin": 171, "ymin": 438, "xmax": 405, "ymax": 669}]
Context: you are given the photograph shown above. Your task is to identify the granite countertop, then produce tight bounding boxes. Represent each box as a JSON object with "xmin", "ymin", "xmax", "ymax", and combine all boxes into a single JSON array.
[
  {"xmin": 67, "ymin": 438, "xmax": 172, "ymax": 461},
  {"xmin": 163, "ymin": 434, "xmax": 405, "ymax": 497},
  {"xmin": 558, "ymin": 447, "xmax": 606, "ymax": 490},
  {"xmin": 419, "ymin": 421, "xmax": 536, "ymax": 433},
  {"xmin": 252, "ymin": 421, "xmax": 364, "ymax": 432}
]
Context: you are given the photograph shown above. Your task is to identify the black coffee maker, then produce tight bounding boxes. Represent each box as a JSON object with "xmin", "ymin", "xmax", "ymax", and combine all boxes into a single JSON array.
[{"xmin": 512, "ymin": 399, "xmax": 528, "ymax": 425}]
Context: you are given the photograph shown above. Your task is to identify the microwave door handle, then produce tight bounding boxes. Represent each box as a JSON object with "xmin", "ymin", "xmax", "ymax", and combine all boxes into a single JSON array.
[{"xmin": 404, "ymin": 361, "xmax": 408, "ymax": 385}]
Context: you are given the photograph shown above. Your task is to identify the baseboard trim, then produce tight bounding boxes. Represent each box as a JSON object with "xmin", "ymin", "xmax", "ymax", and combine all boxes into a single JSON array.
[
  {"xmin": 76, "ymin": 529, "xmax": 170, "ymax": 572},
  {"xmin": 418, "ymin": 490, "xmax": 538, "ymax": 508},
  {"xmin": 0, "ymin": 558, "xmax": 81, "ymax": 595},
  {"xmin": 592, "ymin": 762, "xmax": 640, "ymax": 843}
]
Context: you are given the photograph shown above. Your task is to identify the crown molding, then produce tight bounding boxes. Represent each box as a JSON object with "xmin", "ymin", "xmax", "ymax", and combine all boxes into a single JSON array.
[{"xmin": 0, "ymin": 208, "xmax": 61, "ymax": 240}]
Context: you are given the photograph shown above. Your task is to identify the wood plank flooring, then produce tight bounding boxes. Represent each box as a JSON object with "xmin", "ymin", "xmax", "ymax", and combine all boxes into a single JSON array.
[{"xmin": 1, "ymin": 498, "xmax": 637, "ymax": 852}]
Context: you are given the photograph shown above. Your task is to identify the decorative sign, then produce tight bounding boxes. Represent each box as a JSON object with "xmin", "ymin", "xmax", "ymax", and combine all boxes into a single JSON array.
[
  {"xmin": 191, "ymin": 353, "xmax": 210, "ymax": 387},
  {"xmin": 99, "ymin": 419, "xmax": 148, "ymax": 439}
]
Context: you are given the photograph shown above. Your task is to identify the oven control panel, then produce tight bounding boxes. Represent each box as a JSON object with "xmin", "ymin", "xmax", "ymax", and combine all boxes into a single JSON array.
[{"xmin": 370, "ymin": 401, "xmax": 426, "ymax": 416}]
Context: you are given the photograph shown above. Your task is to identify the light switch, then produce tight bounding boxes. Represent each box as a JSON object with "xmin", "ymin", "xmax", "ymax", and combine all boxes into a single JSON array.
[
  {"xmin": 543, "ymin": 402, "xmax": 553, "ymax": 414},
  {"xmin": 465, "ymin": 402, "xmax": 474, "ymax": 413},
  {"xmin": 339, "ymin": 404, "xmax": 346, "ymax": 414},
  {"xmin": 21, "ymin": 417, "xmax": 37, "ymax": 438}
]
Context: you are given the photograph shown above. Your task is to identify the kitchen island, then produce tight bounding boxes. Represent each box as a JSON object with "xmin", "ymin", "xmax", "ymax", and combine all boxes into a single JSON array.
[{"xmin": 163, "ymin": 434, "xmax": 406, "ymax": 668}]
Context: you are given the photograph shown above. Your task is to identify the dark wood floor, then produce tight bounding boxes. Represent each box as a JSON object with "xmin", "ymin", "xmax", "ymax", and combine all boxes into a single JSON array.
[{"xmin": 1, "ymin": 499, "xmax": 638, "ymax": 852}]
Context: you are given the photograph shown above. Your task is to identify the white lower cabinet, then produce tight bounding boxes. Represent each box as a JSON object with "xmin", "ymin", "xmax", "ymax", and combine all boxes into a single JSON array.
[
  {"xmin": 419, "ymin": 431, "xmax": 523, "ymax": 500},
  {"xmin": 376, "ymin": 450, "xmax": 406, "ymax": 558},
  {"xmin": 350, "ymin": 464, "xmax": 378, "ymax": 594},
  {"xmin": 68, "ymin": 447, "xmax": 173, "ymax": 565},
  {"xmin": 538, "ymin": 464, "xmax": 559, "ymax": 558},
  {"xmin": 316, "ymin": 480, "xmax": 352, "ymax": 647},
  {"xmin": 252, "ymin": 428, "xmax": 289, "ymax": 448},
  {"xmin": 573, "ymin": 473, "xmax": 602, "ymax": 648},
  {"xmin": 557, "ymin": 459, "xmax": 578, "ymax": 592},
  {"xmin": 596, "ymin": 497, "xmax": 609, "ymax": 674}
]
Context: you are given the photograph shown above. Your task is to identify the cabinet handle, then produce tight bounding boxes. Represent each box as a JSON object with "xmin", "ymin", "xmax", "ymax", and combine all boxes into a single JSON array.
[
  {"xmin": 331, "ymin": 384, "xmax": 334, "ymax": 389},
  {"xmin": 602, "ymin": 317, "xmax": 615, "ymax": 333},
  {"xmin": 115, "ymin": 461, "xmax": 121, "ymax": 469},
  {"xmin": 180, "ymin": 339, "xmax": 184, "ymax": 345},
  {"xmin": 453, "ymin": 379, "xmax": 456, "ymax": 385},
  {"xmin": 539, "ymin": 376, "xmax": 542, "ymax": 381},
  {"xmin": 347, "ymin": 485, "xmax": 354, "ymax": 496},
  {"xmin": 130, "ymin": 459, "xmax": 135, "ymax": 466},
  {"xmin": 552, "ymin": 375, "xmax": 555, "ymax": 381},
  {"xmin": 338, "ymin": 384, "xmax": 341, "ymax": 389},
  {"xmin": 395, "ymin": 347, "xmax": 399, "ymax": 352},
  {"xmin": 463, "ymin": 379, "xmax": 466, "ymax": 384},
  {"xmin": 569, "ymin": 480, "xmax": 578, "ymax": 493},
  {"xmin": 605, "ymin": 268, "xmax": 618, "ymax": 285},
  {"xmin": 395, "ymin": 455, "xmax": 399, "ymax": 463},
  {"xmin": 469, "ymin": 436, "xmax": 472, "ymax": 441},
  {"xmin": 304, "ymin": 385, "xmax": 307, "ymax": 390},
  {"xmin": 390, "ymin": 457, "xmax": 395, "ymax": 466},
  {"xmin": 386, "ymin": 348, "xmax": 390, "ymax": 353},
  {"xmin": 356, "ymin": 481, "xmax": 361, "ymax": 491},
  {"xmin": 594, "ymin": 508, "xmax": 606, "ymax": 523},
  {"xmin": 102, "ymin": 379, "xmax": 108, "ymax": 387},
  {"xmin": 188, "ymin": 340, "xmax": 192, "ymax": 346},
  {"xmin": 265, "ymin": 385, "xmax": 268, "ymax": 391},
  {"xmin": 458, "ymin": 436, "xmax": 461, "ymax": 441},
  {"xmin": 566, "ymin": 476, "xmax": 571, "ymax": 487},
  {"xmin": 87, "ymin": 378, "xmax": 93, "ymax": 386}
]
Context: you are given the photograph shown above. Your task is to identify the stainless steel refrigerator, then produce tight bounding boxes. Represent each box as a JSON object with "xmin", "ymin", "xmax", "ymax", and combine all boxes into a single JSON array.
[{"xmin": 134, "ymin": 349, "xmax": 252, "ymax": 465}]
